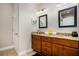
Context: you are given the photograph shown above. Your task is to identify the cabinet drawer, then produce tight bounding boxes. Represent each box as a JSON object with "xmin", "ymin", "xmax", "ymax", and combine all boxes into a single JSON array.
[
  {"xmin": 37, "ymin": 36, "xmax": 42, "ymax": 41},
  {"xmin": 32, "ymin": 35, "xmax": 37, "ymax": 40},
  {"xmin": 32, "ymin": 35, "xmax": 35, "ymax": 39},
  {"xmin": 53, "ymin": 38, "xmax": 79, "ymax": 48},
  {"xmin": 46, "ymin": 42, "xmax": 52, "ymax": 48},
  {"xmin": 42, "ymin": 36, "xmax": 51, "ymax": 42}
]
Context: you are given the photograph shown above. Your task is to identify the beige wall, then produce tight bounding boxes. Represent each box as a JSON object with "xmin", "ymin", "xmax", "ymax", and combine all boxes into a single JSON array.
[{"xmin": 0, "ymin": 4, "xmax": 13, "ymax": 48}]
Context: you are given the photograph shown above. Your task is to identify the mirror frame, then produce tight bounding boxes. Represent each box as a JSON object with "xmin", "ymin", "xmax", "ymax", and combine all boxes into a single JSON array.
[
  {"xmin": 58, "ymin": 6, "xmax": 77, "ymax": 28},
  {"xmin": 39, "ymin": 14, "xmax": 48, "ymax": 28}
]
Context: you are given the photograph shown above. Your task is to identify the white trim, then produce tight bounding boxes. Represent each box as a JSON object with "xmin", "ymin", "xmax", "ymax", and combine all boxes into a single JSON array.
[
  {"xmin": 18, "ymin": 49, "xmax": 33, "ymax": 56},
  {"xmin": 0, "ymin": 45, "xmax": 14, "ymax": 51}
]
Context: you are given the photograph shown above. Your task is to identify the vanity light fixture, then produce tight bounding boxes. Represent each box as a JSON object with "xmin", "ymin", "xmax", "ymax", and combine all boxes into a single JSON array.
[
  {"xmin": 56, "ymin": 3, "xmax": 67, "ymax": 7},
  {"xmin": 56, "ymin": 4, "xmax": 62, "ymax": 7},
  {"xmin": 36, "ymin": 8, "xmax": 47, "ymax": 15}
]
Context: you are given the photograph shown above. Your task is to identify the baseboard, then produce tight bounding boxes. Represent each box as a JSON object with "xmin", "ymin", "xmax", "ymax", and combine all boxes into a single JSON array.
[
  {"xmin": 0, "ymin": 45, "xmax": 14, "ymax": 51},
  {"xmin": 18, "ymin": 49, "xmax": 33, "ymax": 56}
]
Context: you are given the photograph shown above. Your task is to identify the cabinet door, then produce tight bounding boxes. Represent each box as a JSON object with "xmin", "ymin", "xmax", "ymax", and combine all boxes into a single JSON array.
[
  {"xmin": 32, "ymin": 35, "xmax": 37, "ymax": 51},
  {"xmin": 46, "ymin": 42, "xmax": 52, "ymax": 56},
  {"xmin": 36, "ymin": 39, "xmax": 41, "ymax": 52},
  {"xmin": 42, "ymin": 41, "xmax": 52, "ymax": 56},
  {"xmin": 53, "ymin": 38, "xmax": 79, "ymax": 49},
  {"xmin": 41, "ymin": 41, "xmax": 47, "ymax": 55},
  {"xmin": 63, "ymin": 46, "xmax": 79, "ymax": 56},
  {"xmin": 52, "ymin": 44, "xmax": 63, "ymax": 56}
]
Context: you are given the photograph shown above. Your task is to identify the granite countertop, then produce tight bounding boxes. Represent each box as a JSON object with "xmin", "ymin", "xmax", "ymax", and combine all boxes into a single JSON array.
[{"xmin": 32, "ymin": 32, "xmax": 79, "ymax": 41}]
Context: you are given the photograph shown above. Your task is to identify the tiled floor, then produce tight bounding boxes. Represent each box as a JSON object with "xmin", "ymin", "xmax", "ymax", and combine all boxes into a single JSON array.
[
  {"xmin": 26, "ymin": 51, "xmax": 37, "ymax": 56},
  {"xmin": 0, "ymin": 48, "xmax": 36, "ymax": 56},
  {"xmin": 0, "ymin": 48, "xmax": 17, "ymax": 56}
]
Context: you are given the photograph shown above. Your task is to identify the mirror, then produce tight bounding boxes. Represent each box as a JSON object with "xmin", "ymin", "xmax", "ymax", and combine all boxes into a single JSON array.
[
  {"xmin": 39, "ymin": 14, "xmax": 48, "ymax": 28},
  {"xmin": 58, "ymin": 6, "xmax": 77, "ymax": 28}
]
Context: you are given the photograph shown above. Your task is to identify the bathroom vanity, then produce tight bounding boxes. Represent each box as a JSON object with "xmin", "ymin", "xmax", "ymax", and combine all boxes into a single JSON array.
[{"xmin": 31, "ymin": 32, "xmax": 79, "ymax": 56}]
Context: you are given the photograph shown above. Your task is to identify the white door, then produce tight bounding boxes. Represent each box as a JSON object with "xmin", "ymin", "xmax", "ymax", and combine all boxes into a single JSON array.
[{"xmin": 13, "ymin": 4, "xmax": 19, "ymax": 53}]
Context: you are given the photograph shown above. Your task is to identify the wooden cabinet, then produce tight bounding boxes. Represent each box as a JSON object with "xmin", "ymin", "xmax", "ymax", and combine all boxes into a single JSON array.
[
  {"xmin": 52, "ymin": 44, "xmax": 79, "ymax": 56},
  {"xmin": 41, "ymin": 37, "xmax": 52, "ymax": 56},
  {"xmin": 35, "ymin": 39, "xmax": 41, "ymax": 52},
  {"xmin": 53, "ymin": 38, "xmax": 79, "ymax": 49},
  {"xmin": 46, "ymin": 42, "xmax": 52, "ymax": 55},
  {"xmin": 32, "ymin": 35, "xmax": 37, "ymax": 51},
  {"xmin": 52, "ymin": 44, "xmax": 63, "ymax": 56},
  {"xmin": 32, "ymin": 35, "xmax": 41, "ymax": 52},
  {"xmin": 41, "ymin": 41, "xmax": 47, "ymax": 55},
  {"xmin": 63, "ymin": 46, "xmax": 79, "ymax": 56},
  {"xmin": 32, "ymin": 34, "xmax": 79, "ymax": 56}
]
